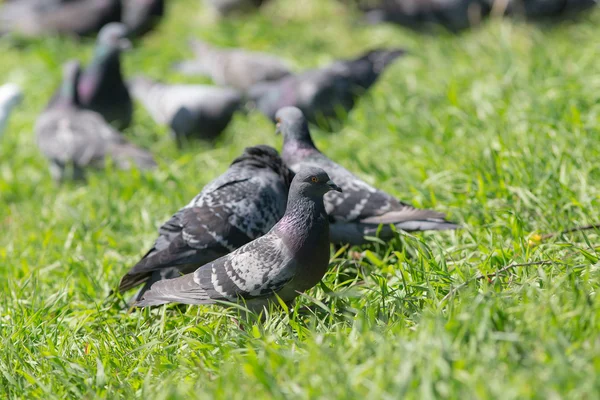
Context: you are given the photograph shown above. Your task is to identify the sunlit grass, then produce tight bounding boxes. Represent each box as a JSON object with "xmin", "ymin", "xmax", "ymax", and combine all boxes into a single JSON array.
[{"xmin": 1, "ymin": 0, "xmax": 600, "ymax": 398}]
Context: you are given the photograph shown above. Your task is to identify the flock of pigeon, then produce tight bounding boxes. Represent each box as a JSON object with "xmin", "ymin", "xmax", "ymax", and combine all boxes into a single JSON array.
[{"xmin": 16, "ymin": 0, "xmax": 594, "ymax": 313}]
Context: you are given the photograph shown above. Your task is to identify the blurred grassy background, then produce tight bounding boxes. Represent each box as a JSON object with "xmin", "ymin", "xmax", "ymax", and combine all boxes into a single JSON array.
[{"xmin": 1, "ymin": 0, "xmax": 600, "ymax": 398}]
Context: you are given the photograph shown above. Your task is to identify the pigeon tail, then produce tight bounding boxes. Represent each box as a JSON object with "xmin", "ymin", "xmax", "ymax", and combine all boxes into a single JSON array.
[
  {"xmin": 360, "ymin": 208, "xmax": 459, "ymax": 232},
  {"xmin": 136, "ymin": 273, "xmax": 214, "ymax": 307},
  {"xmin": 109, "ymin": 142, "xmax": 157, "ymax": 170}
]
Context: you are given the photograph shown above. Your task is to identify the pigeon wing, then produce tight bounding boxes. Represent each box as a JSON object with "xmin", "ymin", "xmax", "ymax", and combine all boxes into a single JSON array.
[{"xmin": 136, "ymin": 232, "xmax": 297, "ymax": 306}]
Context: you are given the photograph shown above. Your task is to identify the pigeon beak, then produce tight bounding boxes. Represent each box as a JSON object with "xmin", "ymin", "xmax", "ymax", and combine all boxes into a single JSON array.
[
  {"xmin": 119, "ymin": 38, "xmax": 133, "ymax": 51},
  {"xmin": 327, "ymin": 180, "xmax": 342, "ymax": 193}
]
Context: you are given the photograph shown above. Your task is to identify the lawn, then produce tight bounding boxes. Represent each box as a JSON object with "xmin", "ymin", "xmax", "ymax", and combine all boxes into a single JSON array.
[{"xmin": 1, "ymin": 0, "xmax": 600, "ymax": 398}]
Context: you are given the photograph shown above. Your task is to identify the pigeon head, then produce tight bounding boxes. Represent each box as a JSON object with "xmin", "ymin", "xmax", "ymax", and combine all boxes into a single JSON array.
[
  {"xmin": 231, "ymin": 145, "xmax": 295, "ymax": 187},
  {"xmin": 275, "ymin": 106, "xmax": 316, "ymax": 148},
  {"xmin": 362, "ymin": 48, "xmax": 405, "ymax": 72},
  {"xmin": 0, "ymin": 84, "xmax": 23, "ymax": 111},
  {"xmin": 290, "ymin": 167, "xmax": 341, "ymax": 198},
  {"xmin": 97, "ymin": 23, "xmax": 132, "ymax": 52}
]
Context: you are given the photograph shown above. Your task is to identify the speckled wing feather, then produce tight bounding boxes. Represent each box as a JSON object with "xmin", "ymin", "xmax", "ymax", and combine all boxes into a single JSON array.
[
  {"xmin": 290, "ymin": 153, "xmax": 452, "ymax": 226},
  {"xmin": 136, "ymin": 232, "xmax": 297, "ymax": 306},
  {"xmin": 119, "ymin": 157, "xmax": 289, "ymax": 294}
]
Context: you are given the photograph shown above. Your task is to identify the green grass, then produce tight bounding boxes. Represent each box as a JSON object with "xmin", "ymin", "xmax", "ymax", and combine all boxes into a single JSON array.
[{"xmin": 1, "ymin": 0, "xmax": 600, "ymax": 398}]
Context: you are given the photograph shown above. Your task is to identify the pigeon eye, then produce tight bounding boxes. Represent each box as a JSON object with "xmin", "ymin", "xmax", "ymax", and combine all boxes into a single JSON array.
[{"xmin": 311, "ymin": 176, "xmax": 318, "ymax": 182}]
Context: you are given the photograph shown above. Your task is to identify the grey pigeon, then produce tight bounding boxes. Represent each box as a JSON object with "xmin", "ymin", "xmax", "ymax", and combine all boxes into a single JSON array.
[
  {"xmin": 204, "ymin": 0, "xmax": 269, "ymax": 16},
  {"xmin": 358, "ymin": 0, "xmax": 490, "ymax": 32},
  {"xmin": 136, "ymin": 166, "xmax": 341, "ymax": 309},
  {"xmin": 276, "ymin": 107, "xmax": 458, "ymax": 245},
  {"xmin": 122, "ymin": 0, "xmax": 165, "ymax": 36},
  {"xmin": 119, "ymin": 145, "xmax": 295, "ymax": 303},
  {"xmin": 248, "ymin": 48, "xmax": 405, "ymax": 126},
  {"xmin": 0, "ymin": 0, "xmax": 122, "ymax": 37},
  {"xmin": 78, "ymin": 23, "xmax": 133, "ymax": 130},
  {"xmin": 357, "ymin": 0, "xmax": 597, "ymax": 32},
  {"xmin": 129, "ymin": 76, "xmax": 243, "ymax": 145},
  {"xmin": 174, "ymin": 39, "xmax": 291, "ymax": 90},
  {"xmin": 36, "ymin": 60, "xmax": 156, "ymax": 181},
  {"xmin": 0, "ymin": 83, "xmax": 23, "ymax": 138}
]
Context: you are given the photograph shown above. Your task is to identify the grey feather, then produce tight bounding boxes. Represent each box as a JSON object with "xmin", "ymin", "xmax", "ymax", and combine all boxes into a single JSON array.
[
  {"xmin": 36, "ymin": 60, "xmax": 156, "ymax": 181},
  {"xmin": 129, "ymin": 75, "xmax": 243, "ymax": 144},
  {"xmin": 248, "ymin": 48, "xmax": 405, "ymax": 126},
  {"xmin": 0, "ymin": 0, "xmax": 121, "ymax": 37},
  {"xmin": 174, "ymin": 40, "xmax": 291, "ymax": 90},
  {"xmin": 120, "ymin": 145, "xmax": 294, "ymax": 303},
  {"xmin": 0, "ymin": 83, "xmax": 22, "ymax": 138},
  {"xmin": 277, "ymin": 106, "xmax": 458, "ymax": 245},
  {"xmin": 136, "ymin": 166, "xmax": 339, "ymax": 311}
]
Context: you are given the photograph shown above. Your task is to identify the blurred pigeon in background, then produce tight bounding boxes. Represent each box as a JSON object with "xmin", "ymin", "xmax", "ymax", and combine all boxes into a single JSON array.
[
  {"xmin": 174, "ymin": 39, "xmax": 291, "ymax": 90},
  {"xmin": 248, "ymin": 48, "xmax": 405, "ymax": 127},
  {"xmin": 0, "ymin": 83, "xmax": 23, "ymax": 138},
  {"xmin": 119, "ymin": 145, "xmax": 295, "ymax": 303},
  {"xmin": 277, "ymin": 107, "xmax": 458, "ymax": 245},
  {"xmin": 0, "ymin": 0, "xmax": 122, "ymax": 37},
  {"xmin": 204, "ymin": 0, "xmax": 270, "ymax": 16},
  {"xmin": 122, "ymin": 0, "xmax": 165, "ymax": 36},
  {"xmin": 354, "ymin": 0, "xmax": 598, "ymax": 32},
  {"xmin": 136, "ymin": 166, "xmax": 341, "ymax": 309},
  {"xmin": 78, "ymin": 23, "xmax": 133, "ymax": 130},
  {"xmin": 36, "ymin": 60, "xmax": 156, "ymax": 181},
  {"xmin": 129, "ymin": 76, "xmax": 243, "ymax": 145}
]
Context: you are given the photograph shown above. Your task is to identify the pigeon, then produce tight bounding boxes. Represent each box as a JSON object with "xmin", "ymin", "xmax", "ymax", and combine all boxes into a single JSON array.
[
  {"xmin": 204, "ymin": 0, "xmax": 269, "ymax": 16},
  {"xmin": 122, "ymin": 0, "xmax": 165, "ymax": 36},
  {"xmin": 119, "ymin": 145, "xmax": 295, "ymax": 303},
  {"xmin": 36, "ymin": 60, "xmax": 156, "ymax": 181},
  {"xmin": 174, "ymin": 40, "xmax": 291, "ymax": 90},
  {"xmin": 356, "ymin": 0, "xmax": 490, "ymax": 32},
  {"xmin": 276, "ymin": 107, "xmax": 458, "ymax": 245},
  {"xmin": 129, "ymin": 76, "xmax": 243, "ymax": 145},
  {"xmin": 0, "ymin": 0, "xmax": 122, "ymax": 37},
  {"xmin": 248, "ymin": 48, "xmax": 405, "ymax": 126},
  {"xmin": 0, "ymin": 83, "xmax": 23, "ymax": 138},
  {"xmin": 136, "ymin": 166, "xmax": 341, "ymax": 309},
  {"xmin": 78, "ymin": 22, "xmax": 133, "ymax": 130}
]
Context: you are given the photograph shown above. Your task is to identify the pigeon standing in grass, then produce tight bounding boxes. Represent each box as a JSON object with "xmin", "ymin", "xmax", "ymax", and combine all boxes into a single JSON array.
[
  {"xmin": 136, "ymin": 166, "xmax": 341, "ymax": 309},
  {"xmin": 0, "ymin": 0, "xmax": 122, "ymax": 37},
  {"xmin": 276, "ymin": 107, "xmax": 458, "ymax": 245},
  {"xmin": 0, "ymin": 84, "xmax": 22, "ymax": 138},
  {"xmin": 122, "ymin": 0, "xmax": 165, "ymax": 36},
  {"xmin": 78, "ymin": 23, "xmax": 133, "ymax": 130},
  {"xmin": 129, "ymin": 76, "xmax": 243, "ymax": 145},
  {"xmin": 248, "ymin": 48, "xmax": 405, "ymax": 126},
  {"xmin": 119, "ymin": 145, "xmax": 295, "ymax": 303},
  {"xmin": 36, "ymin": 60, "xmax": 156, "ymax": 181},
  {"xmin": 174, "ymin": 40, "xmax": 291, "ymax": 90}
]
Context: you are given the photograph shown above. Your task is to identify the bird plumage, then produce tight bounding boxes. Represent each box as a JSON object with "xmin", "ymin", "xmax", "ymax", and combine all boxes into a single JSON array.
[
  {"xmin": 174, "ymin": 39, "xmax": 291, "ymax": 90},
  {"xmin": 77, "ymin": 23, "xmax": 133, "ymax": 130},
  {"xmin": 277, "ymin": 106, "xmax": 458, "ymax": 245},
  {"xmin": 0, "ymin": 83, "xmax": 22, "ymax": 137},
  {"xmin": 248, "ymin": 48, "xmax": 405, "ymax": 126},
  {"xmin": 0, "ymin": 0, "xmax": 122, "ymax": 37},
  {"xmin": 129, "ymin": 75, "xmax": 243, "ymax": 144},
  {"xmin": 119, "ymin": 145, "xmax": 294, "ymax": 302},
  {"xmin": 122, "ymin": 0, "xmax": 165, "ymax": 36},
  {"xmin": 36, "ymin": 60, "xmax": 156, "ymax": 181},
  {"xmin": 136, "ymin": 166, "xmax": 340, "ymax": 310}
]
